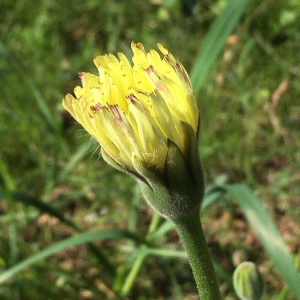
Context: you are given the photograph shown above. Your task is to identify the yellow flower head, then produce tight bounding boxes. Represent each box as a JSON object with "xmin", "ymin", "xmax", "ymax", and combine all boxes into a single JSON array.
[{"xmin": 62, "ymin": 42, "xmax": 199, "ymax": 173}]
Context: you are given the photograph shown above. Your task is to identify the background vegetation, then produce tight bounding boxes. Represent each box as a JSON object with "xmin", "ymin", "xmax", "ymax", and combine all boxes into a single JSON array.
[{"xmin": 1, "ymin": 0, "xmax": 300, "ymax": 299}]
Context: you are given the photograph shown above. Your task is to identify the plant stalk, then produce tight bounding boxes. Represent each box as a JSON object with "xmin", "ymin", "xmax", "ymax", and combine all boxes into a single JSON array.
[{"xmin": 172, "ymin": 209, "xmax": 222, "ymax": 300}]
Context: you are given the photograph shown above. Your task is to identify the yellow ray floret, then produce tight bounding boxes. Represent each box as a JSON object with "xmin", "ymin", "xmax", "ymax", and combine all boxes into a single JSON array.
[{"xmin": 62, "ymin": 42, "xmax": 199, "ymax": 172}]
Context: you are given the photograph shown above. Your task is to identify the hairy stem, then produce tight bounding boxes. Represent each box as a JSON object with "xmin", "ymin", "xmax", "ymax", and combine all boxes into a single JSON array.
[{"xmin": 172, "ymin": 210, "xmax": 222, "ymax": 300}]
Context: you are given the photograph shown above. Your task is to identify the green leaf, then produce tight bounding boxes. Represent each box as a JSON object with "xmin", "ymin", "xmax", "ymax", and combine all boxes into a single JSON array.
[
  {"xmin": 0, "ymin": 229, "xmax": 148, "ymax": 285},
  {"xmin": 4, "ymin": 191, "xmax": 78, "ymax": 229},
  {"xmin": 163, "ymin": 261, "xmax": 184, "ymax": 300},
  {"xmin": 226, "ymin": 184, "xmax": 300, "ymax": 299},
  {"xmin": 132, "ymin": 248, "xmax": 187, "ymax": 259},
  {"xmin": 0, "ymin": 159, "xmax": 16, "ymax": 192},
  {"xmin": 129, "ymin": 247, "xmax": 232, "ymax": 288},
  {"xmin": 190, "ymin": 0, "xmax": 250, "ymax": 94},
  {"xmin": 57, "ymin": 140, "xmax": 91, "ymax": 182},
  {"xmin": 0, "ymin": 189, "xmax": 117, "ymax": 276}
]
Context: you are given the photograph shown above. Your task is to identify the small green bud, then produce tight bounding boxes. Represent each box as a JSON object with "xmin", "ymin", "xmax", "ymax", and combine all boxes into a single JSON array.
[{"xmin": 233, "ymin": 261, "xmax": 264, "ymax": 300}]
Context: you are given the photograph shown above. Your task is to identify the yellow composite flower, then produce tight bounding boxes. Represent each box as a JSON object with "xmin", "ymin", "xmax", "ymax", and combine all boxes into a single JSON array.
[{"xmin": 62, "ymin": 42, "xmax": 199, "ymax": 173}]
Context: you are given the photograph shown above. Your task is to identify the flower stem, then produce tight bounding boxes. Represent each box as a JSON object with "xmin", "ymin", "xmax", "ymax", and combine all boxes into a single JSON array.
[{"xmin": 172, "ymin": 210, "xmax": 222, "ymax": 300}]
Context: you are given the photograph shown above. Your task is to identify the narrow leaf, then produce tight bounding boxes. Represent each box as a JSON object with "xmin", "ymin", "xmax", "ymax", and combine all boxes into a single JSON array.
[
  {"xmin": 226, "ymin": 184, "xmax": 300, "ymax": 299},
  {"xmin": 190, "ymin": 0, "xmax": 250, "ymax": 94},
  {"xmin": 58, "ymin": 141, "xmax": 91, "ymax": 182},
  {"xmin": 0, "ymin": 229, "xmax": 147, "ymax": 284}
]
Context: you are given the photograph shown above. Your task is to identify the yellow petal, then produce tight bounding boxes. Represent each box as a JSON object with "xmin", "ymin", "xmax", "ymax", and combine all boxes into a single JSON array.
[{"xmin": 62, "ymin": 42, "xmax": 199, "ymax": 171}]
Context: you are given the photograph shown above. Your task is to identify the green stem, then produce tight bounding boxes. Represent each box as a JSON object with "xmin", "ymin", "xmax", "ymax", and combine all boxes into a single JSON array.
[{"xmin": 172, "ymin": 210, "xmax": 222, "ymax": 300}]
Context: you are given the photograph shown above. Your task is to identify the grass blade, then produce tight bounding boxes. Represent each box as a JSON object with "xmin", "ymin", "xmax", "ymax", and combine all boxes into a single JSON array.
[
  {"xmin": 0, "ymin": 229, "xmax": 147, "ymax": 285},
  {"xmin": 58, "ymin": 140, "xmax": 91, "ymax": 182},
  {"xmin": 226, "ymin": 184, "xmax": 300, "ymax": 299},
  {"xmin": 0, "ymin": 190, "xmax": 78, "ymax": 230},
  {"xmin": 0, "ymin": 41, "xmax": 58, "ymax": 133},
  {"xmin": 190, "ymin": 0, "xmax": 250, "ymax": 94},
  {"xmin": 0, "ymin": 189, "xmax": 119, "ymax": 276},
  {"xmin": 130, "ymin": 247, "xmax": 232, "ymax": 288},
  {"xmin": 132, "ymin": 248, "xmax": 187, "ymax": 259},
  {"xmin": 164, "ymin": 261, "xmax": 184, "ymax": 300}
]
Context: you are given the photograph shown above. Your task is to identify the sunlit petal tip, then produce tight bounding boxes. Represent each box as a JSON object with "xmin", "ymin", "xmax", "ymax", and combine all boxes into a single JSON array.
[
  {"xmin": 157, "ymin": 43, "xmax": 168, "ymax": 55},
  {"xmin": 62, "ymin": 94, "xmax": 72, "ymax": 108},
  {"xmin": 177, "ymin": 62, "xmax": 193, "ymax": 90},
  {"xmin": 93, "ymin": 55, "xmax": 108, "ymax": 69},
  {"xmin": 136, "ymin": 42, "xmax": 145, "ymax": 51},
  {"xmin": 106, "ymin": 53, "xmax": 119, "ymax": 64},
  {"xmin": 130, "ymin": 41, "xmax": 137, "ymax": 52},
  {"xmin": 117, "ymin": 52, "xmax": 126, "ymax": 60},
  {"xmin": 78, "ymin": 72, "xmax": 91, "ymax": 87},
  {"xmin": 73, "ymin": 86, "xmax": 82, "ymax": 98},
  {"xmin": 64, "ymin": 93, "xmax": 74, "ymax": 103},
  {"xmin": 131, "ymin": 41, "xmax": 146, "ymax": 55},
  {"xmin": 62, "ymin": 94, "xmax": 80, "ymax": 121}
]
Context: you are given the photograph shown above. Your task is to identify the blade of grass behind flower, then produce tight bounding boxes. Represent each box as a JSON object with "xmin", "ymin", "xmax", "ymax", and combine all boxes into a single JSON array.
[
  {"xmin": 275, "ymin": 286, "xmax": 291, "ymax": 300},
  {"xmin": 0, "ymin": 41, "xmax": 58, "ymax": 133},
  {"xmin": 0, "ymin": 189, "xmax": 116, "ymax": 276},
  {"xmin": 164, "ymin": 261, "xmax": 184, "ymax": 300},
  {"xmin": 226, "ymin": 184, "xmax": 300, "ymax": 299},
  {"xmin": 0, "ymin": 190, "xmax": 78, "ymax": 230},
  {"xmin": 57, "ymin": 140, "xmax": 91, "ymax": 183},
  {"xmin": 190, "ymin": 0, "xmax": 250, "ymax": 94},
  {"xmin": 0, "ymin": 229, "xmax": 148, "ymax": 285},
  {"xmin": 129, "ymin": 247, "xmax": 232, "ymax": 288},
  {"xmin": 1, "ymin": 270, "xmax": 121, "ymax": 300},
  {"xmin": 0, "ymin": 171, "xmax": 115, "ymax": 276},
  {"xmin": 1, "ymin": 278, "xmax": 61, "ymax": 299},
  {"xmin": 0, "ymin": 160, "xmax": 16, "ymax": 192}
]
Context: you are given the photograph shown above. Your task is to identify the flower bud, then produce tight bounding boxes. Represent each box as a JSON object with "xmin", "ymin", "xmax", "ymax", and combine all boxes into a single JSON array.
[
  {"xmin": 233, "ymin": 261, "xmax": 264, "ymax": 300},
  {"xmin": 62, "ymin": 42, "xmax": 204, "ymax": 220}
]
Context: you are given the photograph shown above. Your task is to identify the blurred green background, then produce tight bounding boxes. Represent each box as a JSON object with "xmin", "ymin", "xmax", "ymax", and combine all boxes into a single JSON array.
[{"xmin": 1, "ymin": 0, "xmax": 300, "ymax": 299}]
